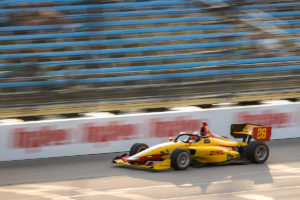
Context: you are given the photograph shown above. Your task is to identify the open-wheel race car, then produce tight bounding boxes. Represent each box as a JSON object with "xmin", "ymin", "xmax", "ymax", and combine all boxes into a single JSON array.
[{"xmin": 113, "ymin": 123, "xmax": 272, "ymax": 170}]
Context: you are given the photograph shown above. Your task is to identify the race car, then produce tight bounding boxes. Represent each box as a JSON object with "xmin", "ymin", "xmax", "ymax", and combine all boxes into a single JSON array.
[{"xmin": 113, "ymin": 123, "xmax": 272, "ymax": 170}]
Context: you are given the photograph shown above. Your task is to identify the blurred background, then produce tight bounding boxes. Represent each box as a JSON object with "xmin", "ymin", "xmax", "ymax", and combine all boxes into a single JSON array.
[{"xmin": 0, "ymin": 0, "xmax": 299, "ymax": 120}]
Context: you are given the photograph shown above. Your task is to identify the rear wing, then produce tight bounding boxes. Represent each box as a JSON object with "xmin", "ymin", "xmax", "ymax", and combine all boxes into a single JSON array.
[{"xmin": 230, "ymin": 124, "xmax": 272, "ymax": 142}]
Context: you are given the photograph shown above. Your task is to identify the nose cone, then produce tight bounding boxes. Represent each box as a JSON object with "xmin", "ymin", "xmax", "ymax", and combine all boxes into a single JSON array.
[{"xmin": 127, "ymin": 142, "xmax": 174, "ymax": 160}]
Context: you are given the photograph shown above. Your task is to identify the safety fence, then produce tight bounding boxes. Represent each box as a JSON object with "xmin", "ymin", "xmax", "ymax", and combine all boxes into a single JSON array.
[{"xmin": 1, "ymin": 101, "xmax": 299, "ymax": 161}]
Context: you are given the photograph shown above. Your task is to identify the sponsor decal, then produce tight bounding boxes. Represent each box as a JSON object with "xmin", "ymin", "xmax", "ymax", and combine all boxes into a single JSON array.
[
  {"xmin": 82, "ymin": 121, "xmax": 139, "ymax": 143},
  {"xmin": 209, "ymin": 150, "xmax": 225, "ymax": 155},
  {"xmin": 294, "ymin": 108, "xmax": 300, "ymax": 126},
  {"xmin": 150, "ymin": 117, "xmax": 207, "ymax": 138},
  {"xmin": 12, "ymin": 126, "xmax": 72, "ymax": 148},
  {"xmin": 234, "ymin": 110, "xmax": 293, "ymax": 128},
  {"xmin": 204, "ymin": 139, "xmax": 210, "ymax": 143},
  {"xmin": 11, "ymin": 121, "xmax": 139, "ymax": 149}
]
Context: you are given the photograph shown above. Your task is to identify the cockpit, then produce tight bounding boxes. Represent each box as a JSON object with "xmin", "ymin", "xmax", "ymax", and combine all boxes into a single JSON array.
[{"xmin": 174, "ymin": 132, "xmax": 202, "ymax": 143}]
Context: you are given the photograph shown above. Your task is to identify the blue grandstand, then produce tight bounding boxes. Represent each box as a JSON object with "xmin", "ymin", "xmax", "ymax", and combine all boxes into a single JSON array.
[{"xmin": 0, "ymin": 0, "xmax": 299, "ymax": 117}]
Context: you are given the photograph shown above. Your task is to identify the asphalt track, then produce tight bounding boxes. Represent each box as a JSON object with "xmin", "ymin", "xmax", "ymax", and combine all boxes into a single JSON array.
[{"xmin": 0, "ymin": 138, "xmax": 300, "ymax": 200}]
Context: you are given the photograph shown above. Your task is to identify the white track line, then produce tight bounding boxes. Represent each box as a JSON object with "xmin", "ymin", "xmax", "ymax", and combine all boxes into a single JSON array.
[
  {"xmin": 0, "ymin": 188, "xmax": 73, "ymax": 200},
  {"xmin": 238, "ymin": 194, "xmax": 274, "ymax": 200},
  {"xmin": 160, "ymin": 185, "xmax": 300, "ymax": 200},
  {"xmin": 1, "ymin": 169, "xmax": 300, "ymax": 199},
  {"xmin": 70, "ymin": 174, "xmax": 300, "ymax": 198}
]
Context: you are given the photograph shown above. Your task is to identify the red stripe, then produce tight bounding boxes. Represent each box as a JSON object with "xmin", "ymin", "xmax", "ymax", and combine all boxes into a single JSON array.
[{"xmin": 216, "ymin": 145, "xmax": 234, "ymax": 150}]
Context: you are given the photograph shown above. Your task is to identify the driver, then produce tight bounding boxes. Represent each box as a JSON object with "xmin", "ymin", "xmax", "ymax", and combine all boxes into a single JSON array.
[{"xmin": 200, "ymin": 121, "xmax": 219, "ymax": 137}]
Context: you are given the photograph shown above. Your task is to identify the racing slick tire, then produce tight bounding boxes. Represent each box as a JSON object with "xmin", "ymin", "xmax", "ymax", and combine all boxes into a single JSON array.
[
  {"xmin": 171, "ymin": 148, "xmax": 191, "ymax": 170},
  {"xmin": 246, "ymin": 141, "xmax": 269, "ymax": 164},
  {"xmin": 129, "ymin": 143, "xmax": 149, "ymax": 156}
]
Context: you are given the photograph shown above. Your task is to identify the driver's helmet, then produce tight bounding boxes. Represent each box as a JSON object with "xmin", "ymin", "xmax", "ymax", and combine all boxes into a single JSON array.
[
  {"xmin": 192, "ymin": 131, "xmax": 200, "ymax": 137},
  {"xmin": 190, "ymin": 131, "xmax": 200, "ymax": 142}
]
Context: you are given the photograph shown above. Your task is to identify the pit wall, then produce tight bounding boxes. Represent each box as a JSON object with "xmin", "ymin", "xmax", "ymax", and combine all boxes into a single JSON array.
[{"xmin": 1, "ymin": 102, "xmax": 300, "ymax": 161}]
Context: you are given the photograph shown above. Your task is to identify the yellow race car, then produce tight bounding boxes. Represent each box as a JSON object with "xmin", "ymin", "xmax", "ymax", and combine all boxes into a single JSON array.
[{"xmin": 113, "ymin": 123, "xmax": 272, "ymax": 170}]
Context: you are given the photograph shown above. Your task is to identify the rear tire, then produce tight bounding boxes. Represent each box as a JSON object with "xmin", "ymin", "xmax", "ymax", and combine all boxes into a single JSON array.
[
  {"xmin": 171, "ymin": 149, "xmax": 191, "ymax": 170},
  {"xmin": 129, "ymin": 143, "xmax": 149, "ymax": 156},
  {"xmin": 246, "ymin": 141, "xmax": 269, "ymax": 164}
]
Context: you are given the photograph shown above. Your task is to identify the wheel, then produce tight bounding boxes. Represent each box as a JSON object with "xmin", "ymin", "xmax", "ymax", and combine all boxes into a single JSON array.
[
  {"xmin": 129, "ymin": 143, "xmax": 149, "ymax": 156},
  {"xmin": 171, "ymin": 148, "xmax": 191, "ymax": 170},
  {"xmin": 246, "ymin": 141, "xmax": 269, "ymax": 164}
]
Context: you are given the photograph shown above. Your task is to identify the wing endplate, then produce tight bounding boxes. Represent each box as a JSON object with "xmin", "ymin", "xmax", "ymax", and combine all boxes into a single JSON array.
[
  {"xmin": 253, "ymin": 126, "xmax": 272, "ymax": 141},
  {"xmin": 231, "ymin": 124, "xmax": 272, "ymax": 141}
]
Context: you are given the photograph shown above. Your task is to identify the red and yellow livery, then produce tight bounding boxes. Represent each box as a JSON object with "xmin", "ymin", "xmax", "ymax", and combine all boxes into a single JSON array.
[{"xmin": 113, "ymin": 123, "xmax": 271, "ymax": 170}]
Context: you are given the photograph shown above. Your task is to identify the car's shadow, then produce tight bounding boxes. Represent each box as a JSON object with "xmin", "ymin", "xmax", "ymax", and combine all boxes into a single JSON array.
[
  {"xmin": 0, "ymin": 151, "xmax": 273, "ymax": 193},
  {"xmin": 111, "ymin": 158, "xmax": 274, "ymax": 193}
]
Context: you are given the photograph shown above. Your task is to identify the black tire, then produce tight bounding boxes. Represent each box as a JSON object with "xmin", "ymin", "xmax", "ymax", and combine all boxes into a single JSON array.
[
  {"xmin": 246, "ymin": 141, "xmax": 269, "ymax": 164},
  {"xmin": 129, "ymin": 143, "xmax": 149, "ymax": 156},
  {"xmin": 171, "ymin": 148, "xmax": 191, "ymax": 170}
]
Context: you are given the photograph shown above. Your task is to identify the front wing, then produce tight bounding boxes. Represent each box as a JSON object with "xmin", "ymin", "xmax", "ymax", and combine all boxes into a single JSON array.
[{"xmin": 113, "ymin": 154, "xmax": 171, "ymax": 170}]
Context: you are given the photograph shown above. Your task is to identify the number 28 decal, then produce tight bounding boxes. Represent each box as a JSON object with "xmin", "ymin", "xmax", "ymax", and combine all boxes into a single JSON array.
[
  {"xmin": 253, "ymin": 127, "xmax": 272, "ymax": 141},
  {"xmin": 257, "ymin": 128, "xmax": 267, "ymax": 139}
]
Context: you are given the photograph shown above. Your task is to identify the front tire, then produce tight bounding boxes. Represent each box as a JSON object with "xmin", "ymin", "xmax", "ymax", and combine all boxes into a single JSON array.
[
  {"xmin": 246, "ymin": 141, "xmax": 269, "ymax": 164},
  {"xmin": 171, "ymin": 148, "xmax": 191, "ymax": 170},
  {"xmin": 129, "ymin": 143, "xmax": 149, "ymax": 156}
]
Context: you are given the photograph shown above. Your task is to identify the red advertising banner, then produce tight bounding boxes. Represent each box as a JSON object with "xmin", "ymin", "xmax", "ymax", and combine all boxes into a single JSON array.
[{"xmin": 0, "ymin": 102, "xmax": 299, "ymax": 161}]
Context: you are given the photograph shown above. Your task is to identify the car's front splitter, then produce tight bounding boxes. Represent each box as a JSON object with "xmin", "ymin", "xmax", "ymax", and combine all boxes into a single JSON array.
[{"xmin": 113, "ymin": 157, "xmax": 171, "ymax": 170}]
